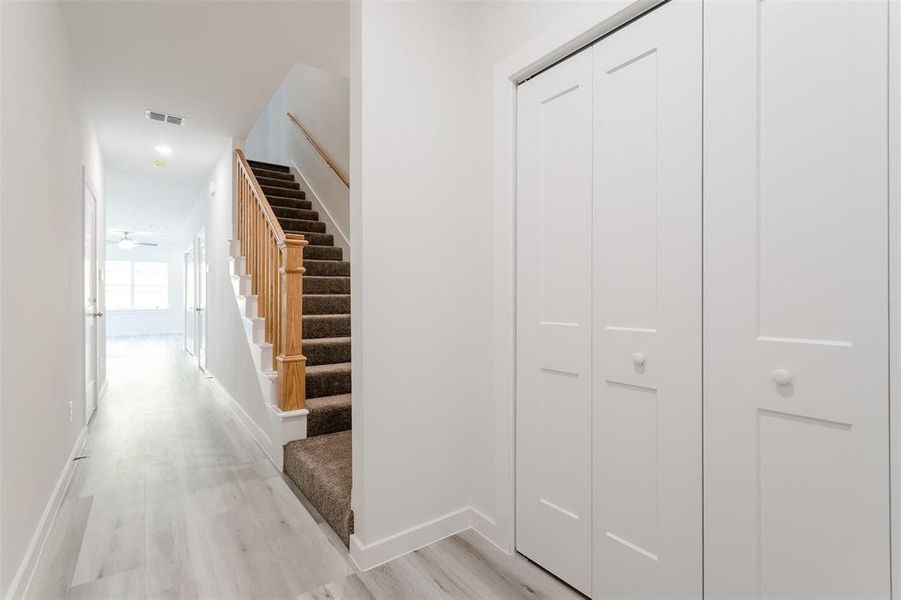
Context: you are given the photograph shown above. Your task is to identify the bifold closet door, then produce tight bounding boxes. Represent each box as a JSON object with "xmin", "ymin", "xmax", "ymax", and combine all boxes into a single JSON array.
[
  {"xmin": 704, "ymin": 2, "xmax": 890, "ymax": 598},
  {"xmin": 516, "ymin": 48, "xmax": 593, "ymax": 595},
  {"xmin": 591, "ymin": 2, "xmax": 702, "ymax": 598}
]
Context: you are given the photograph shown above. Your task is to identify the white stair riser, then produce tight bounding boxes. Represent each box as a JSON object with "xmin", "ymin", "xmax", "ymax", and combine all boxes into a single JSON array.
[
  {"xmin": 250, "ymin": 342, "xmax": 273, "ymax": 372},
  {"xmin": 258, "ymin": 371, "xmax": 278, "ymax": 406},
  {"xmin": 229, "ymin": 256, "xmax": 247, "ymax": 277},
  {"xmin": 237, "ymin": 295, "xmax": 258, "ymax": 319},
  {"xmin": 231, "ymin": 274, "xmax": 251, "ymax": 296},
  {"xmin": 242, "ymin": 317, "xmax": 265, "ymax": 343}
]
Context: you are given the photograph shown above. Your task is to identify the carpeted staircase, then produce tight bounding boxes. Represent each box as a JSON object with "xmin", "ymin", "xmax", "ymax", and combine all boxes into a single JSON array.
[{"xmin": 247, "ymin": 159, "xmax": 354, "ymax": 546}]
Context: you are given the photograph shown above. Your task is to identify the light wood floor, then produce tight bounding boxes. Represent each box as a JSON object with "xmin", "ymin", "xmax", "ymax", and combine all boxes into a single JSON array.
[{"xmin": 25, "ymin": 336, "xmax": 581, "ymax": 600}]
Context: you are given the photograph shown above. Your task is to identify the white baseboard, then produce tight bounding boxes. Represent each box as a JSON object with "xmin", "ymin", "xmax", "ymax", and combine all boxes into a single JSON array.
[
  {"xmin": 349, "ymin": 506, "xmax": 510, "ymax": 571},
  {"xmin": 6, "ymin": 427, "xmax": 88, "ymax": 600},
  {"xmin": 469, "ymin": 507, "xmax": 512, "ymax": 555},
  {"xmin": 206, "ymin": 376, "xmax": 276, "ymax": 466}
]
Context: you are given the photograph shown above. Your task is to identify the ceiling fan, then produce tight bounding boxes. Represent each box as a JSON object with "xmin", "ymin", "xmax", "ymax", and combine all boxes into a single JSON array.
[{"xmin": 106, "ymin": 231, "xmax": 158, "ymax": 250}]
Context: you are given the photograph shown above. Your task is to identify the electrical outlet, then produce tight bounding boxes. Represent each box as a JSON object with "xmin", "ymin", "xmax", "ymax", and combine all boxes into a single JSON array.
[{"xmin": 68, "ymin": 400, "xmax": 73, "ymax": 422}]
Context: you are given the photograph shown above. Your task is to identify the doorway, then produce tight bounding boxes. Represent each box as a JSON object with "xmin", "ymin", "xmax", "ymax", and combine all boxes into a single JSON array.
[
  {"xmin": 184, "ymin": 245, "xmax": 195, "ymax": 355},
  {"xmin": 184, "ymin": 231, "xmax": 207, "ymax": 369},
  {"xmin": 195, "ymin": 230, "xmax": 207, "ymax": 371},
  {"xmin": 83, "ymin": 176, "xmax": 102, "ymax": 424}
]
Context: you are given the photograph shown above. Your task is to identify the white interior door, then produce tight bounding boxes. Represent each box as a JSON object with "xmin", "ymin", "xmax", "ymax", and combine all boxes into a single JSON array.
[
  {"xmin": 196, "ymin": 231, "xmax": 207, "ymax": 371},
  {"xmin": 184, "ymin": 247, "xmax": 195, "ymax": 355},
  {"xmin": 84, "ymin": 180, "xmax": 100, "ymax": 423},
  {"xmin": 704, "ymin": 2, "xmax": 890, "ymax": 598},
  {"xmin": 591, "ymin": 2, "xmax": 702, "ymax": 598},
  {"xmin": 515, "ymin": 47, "xmax": 593, "ymax": 596}
]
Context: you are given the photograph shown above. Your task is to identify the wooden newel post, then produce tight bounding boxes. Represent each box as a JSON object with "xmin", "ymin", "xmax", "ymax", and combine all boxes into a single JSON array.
[{"xmin": 277, "ymin": 234, "xmax": 308, "ymax": 412}]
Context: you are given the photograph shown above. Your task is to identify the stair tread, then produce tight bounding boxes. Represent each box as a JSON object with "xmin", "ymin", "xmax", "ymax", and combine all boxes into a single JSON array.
[
  {"xmin": 306, "ymin": 362, "xmax": 352, "ymax": 375},
  {"xmin": 278, "ymin": 218, "xmax": 325, "ymax": 228},
  {"xmin": 284, "ymin": 430, "xmax": 353, "ymax": 545},
  {"xmin": 256, "ymin": 176, "xmax": 299, "ymax": 189},
  {"xmin": 304, "ymin": 336, "xmax": 351, "ymax": 345},
  {"xmin": 272, "ymin": 207, "xmax": 318, "ymax": 220},
  {"xmin": 306, "ymin": 393, "xmax": 352, "ymax": 407},
  {"xmin": 267, "ymin": 194, "xmax": 307, "ymax": 201},
  {"xmin": 261, "ymin": 186, "xmax": 305, "ymax": 199},
  {"xmin": 250, "ymin": 167, "xmax": 293, "ymax": 181},
  {"xmin": 304, "ymin": 294, "xmax": 350, "ymax": 299},
  {"xmin": 248, "ymin": 159, "xmax": 290, "ymax": 172}
]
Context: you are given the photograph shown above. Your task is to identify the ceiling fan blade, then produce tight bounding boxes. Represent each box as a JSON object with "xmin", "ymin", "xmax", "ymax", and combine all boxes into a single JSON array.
[{"xmin": 136, "ymin": 242, "xmax": 159, "ymax": 247}]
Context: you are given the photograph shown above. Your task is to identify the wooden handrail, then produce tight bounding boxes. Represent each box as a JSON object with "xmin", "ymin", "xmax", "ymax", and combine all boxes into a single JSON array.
[
  {"xmin": 287, "ymin": 112, "xmax": 349, "ymax": 188},
  {"xmin": 235, "ymin": 150, "xmax": 308, "ymax": 412}
]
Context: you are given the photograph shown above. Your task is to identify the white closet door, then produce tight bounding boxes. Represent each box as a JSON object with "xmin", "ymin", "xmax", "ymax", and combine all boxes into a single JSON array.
[
  {"xmin": 704, "ymin": 2, "xmax": 890, "ymax": 598},
  {"xmin": 591, "ymin": 2, "xmax": 702, "ymax": 598},
  {"xmin": 516, "ymin": 48, "xmax": 593, "ymax": 595}
]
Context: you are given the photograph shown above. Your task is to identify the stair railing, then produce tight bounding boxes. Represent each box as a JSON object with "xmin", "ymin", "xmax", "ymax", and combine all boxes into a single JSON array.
[
  {"xmin": 235, "ymin": 149, "xmax": 307, "ymax": 411},
  {"xmin": 287, "ymin": 112, "xmax": 349, "ymax": 188}
]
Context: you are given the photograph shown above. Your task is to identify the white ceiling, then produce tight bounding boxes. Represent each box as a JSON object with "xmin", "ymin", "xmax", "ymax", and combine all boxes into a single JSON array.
[
  {"xmin": 60, "ymin": 0, "xmax": 349, "ymax": 190},
  {"xmin": 105, "ymin": 168, "xmax": 199, "ymax": 246}
]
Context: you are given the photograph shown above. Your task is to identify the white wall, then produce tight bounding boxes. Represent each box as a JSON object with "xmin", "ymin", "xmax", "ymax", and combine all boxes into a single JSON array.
[
  {"xmin": 350, "ymin": 0, "xmax": 481, "ymax": 560},
  {"xmin": 246, "ymin": 63, "xmax": 349, "ymax": 175},
  {"xmin": 105, "ymin": 243, "xmax": 185, "ymax": 338},
  {"xmin": 244, "ymin": 63, "xmax": 350, "ymax": 252},
  {"xmin": 350, "ymin": 0, "xmax": 628, "ymax": 565},
  {"xmin": 182, "ymin": 143, "xmax": 273, "ymax": 437},
  {"xmin": 0, "ymin": 1, "xmax": 104, "ymax": 595}
]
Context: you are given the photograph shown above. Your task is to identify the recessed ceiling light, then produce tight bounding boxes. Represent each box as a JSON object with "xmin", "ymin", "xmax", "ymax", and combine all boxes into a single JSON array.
[
  {"xmin": 147, "ymin": 225, "xmax": 162, "ymax": 231},
  {"xmin": 155, "ymin": 145, "xmax": 172, "ymax": 156}
]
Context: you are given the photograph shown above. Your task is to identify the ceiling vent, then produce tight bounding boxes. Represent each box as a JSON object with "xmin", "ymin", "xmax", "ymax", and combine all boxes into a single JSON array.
[{"xmin": 145, "ymin": 110, "xmax": 185, "ymax": 126}]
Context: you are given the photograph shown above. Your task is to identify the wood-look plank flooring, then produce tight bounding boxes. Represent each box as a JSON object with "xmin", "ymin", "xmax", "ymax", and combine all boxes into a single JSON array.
[{"xmin": 26, "ymin": 336, "xmax": 581, "ymax": 599}]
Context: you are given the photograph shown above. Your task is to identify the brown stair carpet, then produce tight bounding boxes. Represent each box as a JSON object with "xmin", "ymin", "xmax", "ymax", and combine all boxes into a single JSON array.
[
  {"xmin": 283, "ymin": 430, "xmax": 353, "ymax": 546},
  {"xmin": 247, "ymin": 159, "xmax": 353, "ymax": 546}
]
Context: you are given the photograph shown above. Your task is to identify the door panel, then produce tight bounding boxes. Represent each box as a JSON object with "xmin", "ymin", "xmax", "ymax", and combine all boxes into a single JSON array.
[
  {"xmin": 592, "ymin": 2, "xmax": 702, "ymax": 598},
  {"xmin": 516, "ymin": 48, "xmax": 593, "ymax": 596},
  {"xmin": 197, "ymin": 232, "xmax": 207, "ymax": 371},
  {"xmin": 704, "ymin": 1, "xmax": 890, "ymax": 598},
  {"xmin": 185, "ymin": 248, "xmax": 195, "ymax": 355},
  {"xmin": 84, "ymin": 182, "xmax": 98, "ymax": 422}
]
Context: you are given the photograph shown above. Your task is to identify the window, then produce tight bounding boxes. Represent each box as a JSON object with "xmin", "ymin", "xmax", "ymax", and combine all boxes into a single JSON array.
[{"xmin": 105, "ymin": 260, "xmax": 169, "ymax": 310}]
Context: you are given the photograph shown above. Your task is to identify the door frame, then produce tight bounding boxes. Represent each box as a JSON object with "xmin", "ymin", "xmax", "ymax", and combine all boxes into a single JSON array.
[
  {"xmin": 889, "ymin": 0, "xmax": 900, "ymax": 590},
  {"xmin": 492, "ymin": 2, "xmax": 900, "ymax": 590},
  {"xmin": 83, "ymin": 172, "xmax": 101, "ymax": 425}
]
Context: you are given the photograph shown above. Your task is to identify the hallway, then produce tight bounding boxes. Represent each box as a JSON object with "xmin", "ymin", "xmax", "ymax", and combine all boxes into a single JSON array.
[{"xmin": 24, "ymin": 337, "xmax": 580, "ymax": 599}]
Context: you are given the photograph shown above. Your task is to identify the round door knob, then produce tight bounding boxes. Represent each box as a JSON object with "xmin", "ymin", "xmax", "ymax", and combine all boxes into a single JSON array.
[
  {"xmin": 632, "ymin": 352, "xmax": 647, "ymax": 366},
  {"xmin": 772, "ymin": 369, "xmax": 793, "ymax": 385}
]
